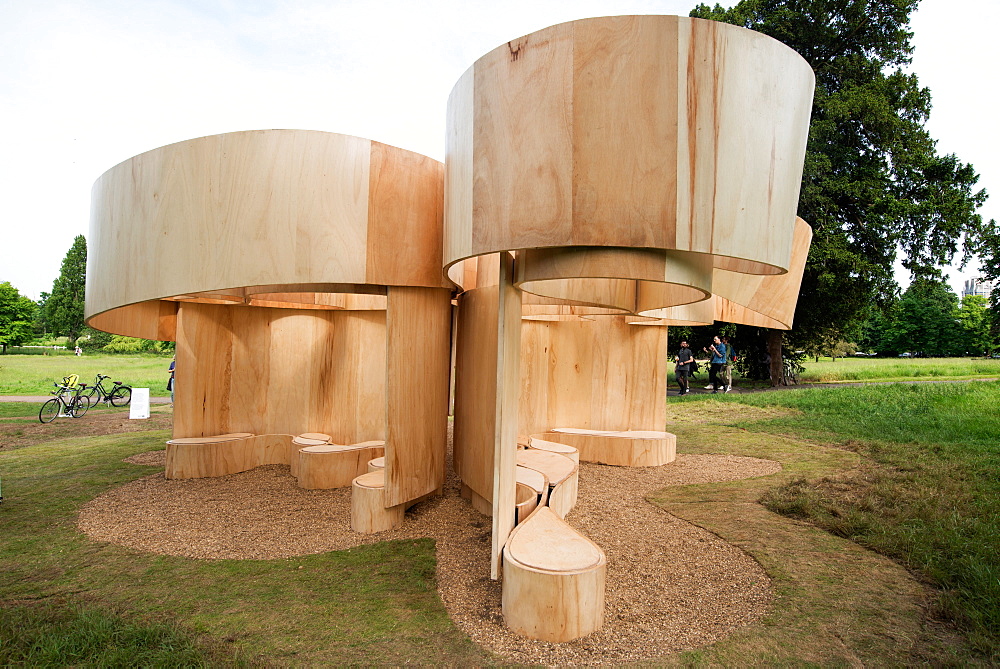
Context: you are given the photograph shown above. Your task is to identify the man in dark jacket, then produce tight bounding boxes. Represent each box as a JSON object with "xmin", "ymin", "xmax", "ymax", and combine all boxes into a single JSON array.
[{"xmin": 674, "ymin": 340, "xmax": 694, "ymax": 395}]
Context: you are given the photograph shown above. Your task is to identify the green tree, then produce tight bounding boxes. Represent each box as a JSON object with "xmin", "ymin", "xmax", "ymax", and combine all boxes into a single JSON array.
[
  {"xmin": 883, "ymin": 278, "xmax": 960, "ymax": 356},
  {"xmin": 690, "ymin": 0, "xmax": 994, "ymax": 353},
  {"xmin": 956, "ymin": 294, "xmax": 992, "ymax": 356},
  {"xmin": 0, "ymin": 282, "xmax": 38, "ymax": 353},
  {"xmin": 45, "ymin": 235, "xmax": 87, "ymax": 344}
]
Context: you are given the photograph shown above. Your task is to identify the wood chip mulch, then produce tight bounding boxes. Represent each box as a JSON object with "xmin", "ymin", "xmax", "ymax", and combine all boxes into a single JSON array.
[{"xmin": 79, "ymin": 436, "xmax": 781, "ymax": 665}]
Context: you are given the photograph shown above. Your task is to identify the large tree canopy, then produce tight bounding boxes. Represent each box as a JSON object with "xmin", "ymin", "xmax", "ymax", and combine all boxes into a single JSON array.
[
  {"xmin": 45, "ymin": 235, "xmax": 87, "ymax": 343},
  {"xmin": 690, "ymin": 0, "xmax": 993, "ymax": 348},
  {"xmin": 0, "ymin": 282, "xmax": 37, "ymax": 352}
]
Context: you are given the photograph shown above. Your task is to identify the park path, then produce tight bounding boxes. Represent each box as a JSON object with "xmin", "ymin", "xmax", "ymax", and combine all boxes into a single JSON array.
[
  {"xmin": 2, "ymin": 378, "xmax": 994, "ymax": 403},
  {"xmin": 0, "ymin": 395, "xmax": 171, "ymax": 404}
]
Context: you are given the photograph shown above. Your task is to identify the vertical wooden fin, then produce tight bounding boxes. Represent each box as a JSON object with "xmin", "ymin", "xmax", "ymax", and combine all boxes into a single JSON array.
[
  {"xmin": 490, "ymin": 253, "xmax": 522, "ymax": 579},
  {"xmin": 383, "ymin": 286, "xmax": 452, "ymax": 508}
]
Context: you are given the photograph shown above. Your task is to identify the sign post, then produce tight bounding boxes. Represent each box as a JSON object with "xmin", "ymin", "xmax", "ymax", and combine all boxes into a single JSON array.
[{"xmin": 129, "ymin": 388, "xmax": 150, "ymax": 419}]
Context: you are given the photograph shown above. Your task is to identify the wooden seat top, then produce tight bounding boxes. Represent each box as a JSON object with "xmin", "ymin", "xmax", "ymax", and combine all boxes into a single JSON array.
[
  {"xmin": 506, "ymin": 507, "xmax": 604, "ymax": 572},
  {"xmin": 299, "ymin": 444, "xmax": 356, "ymax": 454},
  {"xmin": 516, "ymin": 450, "xmax": 576, "ymax": 486},
  {"xmin": 298, "ymin": 432, "xmax": 332, "ymax": 441},
  {"xmin": 352, "ymin": 440, "xmax": 386, "ymax": 448},
  {"xmin": 292, "ymin": 437, "xmax": 330, "ymax": 447},
  {"xmin": 515, "ymin": 465, "xmax": 548, "ymax": 494},
  {"xmin": 603, "ymin": 430, "xmax": 671, "ymax": 440},
  {"xmin": 166, "ymin": 432, "xmax": 253, "ymax": 445},
  {"xmin": 528, "ymin": 437, "xmax": 577, "ymax": 455},
  {"xmin": 550, "ymin": 427, "xmax": 613, "ymax": 436},
  {"xmin": 368, "ymin": 456, "xmax": 385, "ymax": 467},
  {"xmin": 353, "ymin": 470, "xmax": 385, "ymax": 489}
]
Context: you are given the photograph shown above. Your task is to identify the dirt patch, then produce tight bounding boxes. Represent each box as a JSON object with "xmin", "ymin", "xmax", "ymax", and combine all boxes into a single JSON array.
[
  {"xmin": 123, "ymin": 450, "xmax": 167, "ymax": 466},
  {"xmin": 79, "ymin": 433, "xmax": 781, "ymax": 666},
  {"xmin": 0, "ymin": 406, "xmax": 172, "ymax": 451},
  {"xmin": 666, "ymin": 399, "xmax": 799, "ymax": 424}
]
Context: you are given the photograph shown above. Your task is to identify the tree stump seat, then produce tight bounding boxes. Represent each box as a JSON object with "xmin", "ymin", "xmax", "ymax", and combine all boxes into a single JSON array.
[
  {"xmin": 165, "ymin": 433, "xmax": 296, "ymax": 479},
  {"xmin": 515, "ymin": 449, "xmax": 578, "ymax": 519},
  {"xmin": 542, "ymin": 428, "xmax": 676, "ymax": 467},
  {"xmin": 296, "ymin": 440, "xmax": 386, "ymax": 490},
  {"xmin": 350, "ymin": 469, "xmax": 404, "ymax": 533},
  {"xmin": 502, "ymin": 506, "xmax": 607, "ymax": 642}
]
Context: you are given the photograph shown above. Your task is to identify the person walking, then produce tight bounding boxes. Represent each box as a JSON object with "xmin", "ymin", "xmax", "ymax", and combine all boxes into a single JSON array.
[
  {"xmin": 703, "ymin": 336, "xmax": 729, "ymax": 393},
  {"xmin": 674, "ymin": 339, "xmax": 694, "ymax": 395},
  {"xmin": 167, "ymin": 355, "xmax": 176, "ymax": 405}
]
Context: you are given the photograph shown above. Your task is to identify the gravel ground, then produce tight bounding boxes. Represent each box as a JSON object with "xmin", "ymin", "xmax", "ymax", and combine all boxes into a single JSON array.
[{"xmin": 80, "ymin": 435, "xmax": 781, "ymax": 665}]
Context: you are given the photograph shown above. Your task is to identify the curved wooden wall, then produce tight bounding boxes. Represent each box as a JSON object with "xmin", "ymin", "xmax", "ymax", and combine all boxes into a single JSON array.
[
  {"xmin": 444, "ymin": 15, "xmax": 815, "ymax": 311},
  {"xmin": 518, "ymin": 317, "xmax": 667, "ymax": 438},
  {"xmin": 88, "ymin": 129, "xmax": 451, "ymax": 515},
  {"xmin": 86, "ymin": 129, "xmax": 447, "ymax": 339},
  {"xmin": 174, "ymin": 302, "xmax": 387, "ymax": 442}
]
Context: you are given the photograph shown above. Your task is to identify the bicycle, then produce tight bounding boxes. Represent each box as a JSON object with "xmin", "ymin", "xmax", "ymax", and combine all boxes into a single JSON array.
[
  {"xmin": 81, "ymin": 373, "xmax": 132, "ymax": 407},
  {"xmin": 782, "ymin": 358, "xmax": 800, "ymax": 385},
  {"xmin": 38, "ymin": 376, "xmax": 92, "ymax": 423}
]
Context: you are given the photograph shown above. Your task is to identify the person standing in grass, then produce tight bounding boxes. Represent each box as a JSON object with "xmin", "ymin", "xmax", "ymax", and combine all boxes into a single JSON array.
[
  {"xmin": 703, "ymin": 335, "xmax": 729, "ymax": 393},
  {"xmin": 674, "ymin": 339, "xmax": 694, "ymax": 395},
  {"xmin": 722, "ymin": 336, "xmax": 736, "ymax": 393},
  {"xmin": 167, "ymin": 355, "xmax": 176, "ymax": 405}
]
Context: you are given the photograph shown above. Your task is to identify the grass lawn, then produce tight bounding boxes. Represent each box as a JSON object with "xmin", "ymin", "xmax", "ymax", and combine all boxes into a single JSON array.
[
  {"xmin": 1, "ymin": 381, "xmax": 996, "ymax": 663},
  {"xmin": 665, "ymin": 381, "xmax": 1000, "ymax": 661},
  {"xmin": 797, "ymin": 356, "xmax": 1000, "ymax": 383},
  {"xmin": 0, "ymin": 354, "xmax": 172, "ymax": 397},
  {"xmin": 0, "ymin": 405, "xmax": 488, "ymax": 665}
]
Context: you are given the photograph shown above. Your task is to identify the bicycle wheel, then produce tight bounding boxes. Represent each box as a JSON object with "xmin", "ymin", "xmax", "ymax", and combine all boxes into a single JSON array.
[
  {"xmin": 39, "ymin": 398, "xmax": 61, "ymax": 423},
  {"xmin": 72, "ymin": 394, "xmax": 91, "ymax": 417},
  {"xmin": 81, "ymin": 385, "xmax": 99, "ymax": 404},
  {"xmin": 110, "ymin": 386, "xmax": 132, "ymax": 407}
]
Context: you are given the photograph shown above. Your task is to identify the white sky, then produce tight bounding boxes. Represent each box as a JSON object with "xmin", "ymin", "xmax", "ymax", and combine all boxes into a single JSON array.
[{"xmin": 0, "ymin": 0, "xmax": 996, "ymax": 301}]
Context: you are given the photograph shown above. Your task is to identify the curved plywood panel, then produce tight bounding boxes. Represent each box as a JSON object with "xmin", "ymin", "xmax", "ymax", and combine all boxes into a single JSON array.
[
  {"xmin": 444, "ymin": 15, "xmax": 815, "ymax": 312},
  {"xmin": 86, "ymin": 129, "xmax": 448, "ymax": 337}
]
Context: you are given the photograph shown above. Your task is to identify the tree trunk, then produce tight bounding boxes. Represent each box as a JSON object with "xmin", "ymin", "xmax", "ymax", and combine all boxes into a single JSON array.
[{"xmin": 767, "ymin": 330, "xmax": 784, "ymax": 386}]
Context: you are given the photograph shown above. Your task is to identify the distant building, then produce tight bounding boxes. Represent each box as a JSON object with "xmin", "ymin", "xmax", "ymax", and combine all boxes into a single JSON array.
[{"xmin": 962, "ymin": 277, "xmax": 994, "ymax": 300}]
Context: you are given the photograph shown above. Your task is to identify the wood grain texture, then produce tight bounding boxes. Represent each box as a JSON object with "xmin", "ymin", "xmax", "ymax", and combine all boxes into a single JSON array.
[
  {"xmin": 516, "ymin": 448, "xmax": 579, "ymax": 518},
  {"xmin": 444, "ymin": 16, "xmax": 813, "ymax": 286},
  {"xmin": 526, "ymin": 437, "xmax": 579, "ymax": 464},
  {"xmin": 351, "ymin": 470, "xmax": 405, "ymax": 533},
  {"xmin": 542, "ymin": 429, "xmax": 677, "ymax": 467},
  {"xmin": 86, "ymin": 130, "xmax": 448, "ymax": 338},
  {"xmin": 491, "ymin": 253, "xmax": 522, "ymax": 579},
  {"xmin": 173, "ymin": 302, "xmax": 386, "ymax": 443},
  {"xmin": 515, "ymin": 482, "xmax": 540, "ymax": 524},
  {"xmin": 165, "ymin": 434, "xmax": 292, "ymax": 479},
  {"xmin": 516, "ymin": 247, "xmax": 713, "ymax": 313},
  {"xmin": 502, "ymin": 507, "xmax": 607, "ymax": 642},
  {"xmin": 518, "ymin": 316, "xmax": 668, "ymax": 439},
  {"xmin": 452, "ymin": 287, "xmax": 499, "ymax": 504},
  {"xmin": 383, "ymin": 287, "xmax": 452, "ymax": 507},
  {"xmin": 297, "ymin": 443, "xmax": 386, "ymax": 490}
]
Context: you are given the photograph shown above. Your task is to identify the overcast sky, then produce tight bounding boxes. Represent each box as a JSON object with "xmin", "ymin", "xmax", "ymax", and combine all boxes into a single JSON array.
[{"xmin": 1, "ymin": 0, "xmax": 996, "ymax": 301}]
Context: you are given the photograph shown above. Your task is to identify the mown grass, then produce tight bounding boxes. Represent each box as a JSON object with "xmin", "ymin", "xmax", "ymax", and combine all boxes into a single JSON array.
[
  {"xmin": 0, "ymin": 354, "xmax": 171, "ymax": 397},
  {"xmin": 694, "ymin": 382, "xmax": 1000, "ymax": 659},
  {"xmin": 798, "ymin": 356, "xmax": 1000, "ymax": 383},
  {"xmin": 0, "ymin": 602, "xmax": 249, "ymax": 667},
  {"xmin": 0, "ymin": 429, "xmax": 489, "ymax": 665}
]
